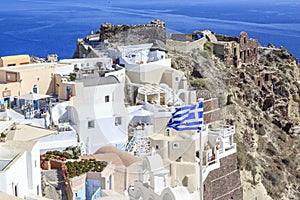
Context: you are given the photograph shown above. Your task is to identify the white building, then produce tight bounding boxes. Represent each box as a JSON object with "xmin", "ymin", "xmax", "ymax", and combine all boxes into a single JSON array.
[
  {"xmin": 0, "ymin": 140, "xmax": 41, "ymax": 199},
  {"xmin": 117, "ymin": 43, "xmax": 171, "ymax": 85},
  {"xmin": 59, "ymin": 57, "xmax": 113, "ymax": 72},
  {"xmin": 117, "ymin": 43, "xmax": 196, "ymax": 107},
  {"xmin": 5, "ymin": 123, "xmax": 78, "ymax": 154},
  {"xmin": 67, "ymin": 71, "xmax": 129, "ymax": 154},
  {"xmin": 129, "ymin": 154, "xmax": 193, "ymax": 200}
]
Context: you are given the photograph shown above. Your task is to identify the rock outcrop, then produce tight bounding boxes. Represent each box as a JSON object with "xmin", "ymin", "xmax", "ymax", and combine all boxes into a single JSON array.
[
  {"xmin": 100, "ymin": 19, "xmax": 166, "ymax": 50},
  {"xmin": 168, "ymin": 33, "xmax": 300, "ymax": 199}
]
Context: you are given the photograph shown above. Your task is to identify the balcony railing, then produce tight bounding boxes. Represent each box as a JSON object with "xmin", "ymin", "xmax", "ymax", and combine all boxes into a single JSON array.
[
  {"xmin": 202, "ymin": 159, "xmax": 220, "ymax": 182},
  {"xmin": 208, "ymin": 125, "xmax": 235, "ymax": 138}
]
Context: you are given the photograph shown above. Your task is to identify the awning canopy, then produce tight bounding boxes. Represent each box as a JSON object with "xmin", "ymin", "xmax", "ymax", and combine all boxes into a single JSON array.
[
  {"xmin": 128, "ymin": 106, "xmax": 153, "ymax": 123},
  {"xmin": 18, "ymin": 93, "xmax": 51, "ymax": 101}
]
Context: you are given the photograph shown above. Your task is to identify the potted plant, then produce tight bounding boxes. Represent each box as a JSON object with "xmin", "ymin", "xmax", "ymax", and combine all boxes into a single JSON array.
[
  {"xmin": 74, "ymin": 67, "xmax": 79, "ymax": 72},
  {"xmin": 44, "ymin": 157, "xmax": 51, "ymax": 170},
  {"xmin": 0, "ymin": 133, "xmax": 6, "ymax": 142}
]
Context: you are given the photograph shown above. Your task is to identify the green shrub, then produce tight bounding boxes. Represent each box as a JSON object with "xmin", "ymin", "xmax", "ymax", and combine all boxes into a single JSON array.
[
  {"xmin": 69, "ymin": 73, "xmax": 76, "ymax": 81},
  {"xmin": 190, "ymin": 78, "xmax": 208, "ymax": 90},
  {"xmin": 98, "ymin": 70, "xmax": 105, "ymax": 77},
  {"xmin": 245, "ymin": 66, "xmax": 256, "ymax": 75},
  {"xmin": 66, "ymin": 160, "xmax": 108, "ymax": 178},
  {"xmin": 46, "ymin": 150, "xmax": 75, "ymax": 159}
]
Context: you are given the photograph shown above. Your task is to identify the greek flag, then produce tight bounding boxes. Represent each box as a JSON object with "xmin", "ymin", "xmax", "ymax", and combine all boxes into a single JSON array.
[{"xmin": 167, "ymin": 102, "xmax": 204, "ymax": 131}]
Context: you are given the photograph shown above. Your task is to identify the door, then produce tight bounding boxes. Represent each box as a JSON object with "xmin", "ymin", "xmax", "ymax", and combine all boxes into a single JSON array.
[{"xmin": 66, "ymin": 85, "xmax": 71, "ymax": 100}]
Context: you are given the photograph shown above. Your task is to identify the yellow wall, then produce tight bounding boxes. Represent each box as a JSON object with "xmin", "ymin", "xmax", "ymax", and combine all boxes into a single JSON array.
[
  {"xmin": 0, "ymin": 55, "xmax": 30, "ymax": 67},
  {"xmin": 54, "ymin": 74, "xmax": 76, "ymax": 99},
  {"xmin": 0, "ymin": 82, "xmax": 21, "ymax": 99},
  {"xmin": 0, "ymin": 65, "xmax": 55, "ymax": 99},
  {"xmin": 18, "ymin": 68, "xmax": 54, "ymax": 95}
]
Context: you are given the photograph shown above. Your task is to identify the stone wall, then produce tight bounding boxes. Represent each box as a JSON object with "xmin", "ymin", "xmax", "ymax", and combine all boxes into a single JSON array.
[
  {"xmin": 204, "ymin": 110, "xmax": 221, "ymax": 124},
  {"xmin": 204, "ymin": 98, "xmax": 219, "ymax": 112},
  {"xmin": 99, "ymin": 19, "xmax": 166, "ymax": 49},
  {"xmin": 215, "ymin": 34, "xmax": 239, "ymax": 42},
  {"xmin": 73, "ymin": 39, "xmax": 100, "ymax": 58},
  {"xmin": 203, "ymin": 98, "xmax": 221, "ymax": 124},
  {"xmin": 239, "ymin": 32, "xmax": 259, "ymax": 65},
  {"xmin": 166, "ymin": 38, "xmax": 207, "ymax": 53},
  {"xmin": 42, "ymin": 169, "xmax": 68, "ymax": 200},
  {"xmin": 214, "ymin": 32, "xmax": 258, "ymax": 67},
  {"xmin": 204, "ymin": 153, "xmax": 243, "ymax": 200}
]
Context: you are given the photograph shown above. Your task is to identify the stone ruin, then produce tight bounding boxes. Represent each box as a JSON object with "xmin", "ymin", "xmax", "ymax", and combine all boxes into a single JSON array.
[{"xmin": 99, "ymin": 19, "xmax": 166, "ymax": 50}]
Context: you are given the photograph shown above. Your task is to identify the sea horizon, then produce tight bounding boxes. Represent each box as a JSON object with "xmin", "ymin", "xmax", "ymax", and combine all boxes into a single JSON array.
[{"xmin": 0, "ymin": 0, "xmax": 299, "ymax": 59}]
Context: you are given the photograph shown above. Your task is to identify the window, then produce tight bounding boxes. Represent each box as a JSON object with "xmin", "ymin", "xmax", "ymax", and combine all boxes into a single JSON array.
[
  {"xmin": 37, "ymin": 185, "xmax": 39, "ymax": 195},
  {"xmin": 105, "ymin": 95, "xmax": 110, "ymax": 103},
  {"xmin": 115, "ymin": 117, "xmax": 122, "ymax": 126},
  {"xmin": 34, "ymin": 160, "xmax": 37, "ymax": 168},
  {"xmin": 7, "ymin": 63, "xmax": 16, "ymax": 67},
  {"xmin": 155, "ymin": 145, "xmax": 159, "ymax": 150},
  {"xmin": 88, "ymin": 120, "xmax": 95, "ymax": 129},
  {"xmin": 176, "ymin": 156, "xmax": 182, "ymax": 162},
  {"xmin": 14, "ymin": 185, "xmax": 18, "ymax": 197},
  {"xmin": 6, "ymin": 72, "xmax": 17, "ymax": 82},
  {"xmin": 175, "ymin": 76, "xmax": 179, "ymax": 82},
  {"xmin": 244, "ymin": 37, "xmax": 246, "ymax": 44},
  {"xmin": 196, "ymin": 151, "xmax": 200, "ymax": 159},
  {"xmin": 165, "ymin": 129, "xmax": 170, "ymax": 136},
  {"xmin": 247, "ymin": 50, "xmax": 250, "ymax": 56},
  {"xmin": 173, "ymin": 142, "xmax": 180, "ymax": 149},
  {"xmin": 253, "ymin": 48, "xmax": 257, "ymax": 55}
]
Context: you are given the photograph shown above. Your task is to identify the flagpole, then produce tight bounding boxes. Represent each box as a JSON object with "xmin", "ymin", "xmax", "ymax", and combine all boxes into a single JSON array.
[
  {"xmin": 199, "ymin": 98, "xmax": 204, "ymax": 200},
  {"xmin": 199, "ymin": 129, "xmax": 203, "ymax": 200},
  {"xmin": 166, "ymin": 100, "xmax": 204, "ymax": 199}
]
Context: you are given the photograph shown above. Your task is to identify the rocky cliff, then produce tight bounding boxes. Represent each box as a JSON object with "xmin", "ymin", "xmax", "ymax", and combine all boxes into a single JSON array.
[{"xmin": 168, "ymin": 40, "xmax": 300, "ymax": 199}]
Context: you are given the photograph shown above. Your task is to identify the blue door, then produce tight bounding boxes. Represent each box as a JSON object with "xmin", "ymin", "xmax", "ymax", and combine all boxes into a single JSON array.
[
  {"xmin": 33, "ymin": 85, "xmax": 39, "ymax": 110},
  {"xmin": 66, "ymin": 85, "xmax": 71, "ymax": 100},
  {"xmin": 33, "ymin": 85, "xmax": 38, "ymax": 93},
  {"xmin": 14, "ymin": 97, "xmax": 19, "ymax": 107},
  {"xmin": 108, "ymin": 175, "xmax": 112, "ymax": 190},
  {"xmin": 4, "ymin": 97, "xmax": 10, "ymax": 108}
]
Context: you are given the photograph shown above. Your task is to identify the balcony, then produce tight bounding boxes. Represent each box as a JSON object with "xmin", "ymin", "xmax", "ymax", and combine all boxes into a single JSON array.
[
  {"xmin": 202, "ymin": 158, "xmax": 220, "ymax": 182},
  {"xmin": 208, "ymin": 125, "xmax": 235, "ymax": 138}
]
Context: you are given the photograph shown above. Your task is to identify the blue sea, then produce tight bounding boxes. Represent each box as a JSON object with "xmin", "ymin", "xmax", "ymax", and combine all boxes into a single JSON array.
[{"xmin": 0, "ymin": 0, "xmax": 299, "ymax": 59}]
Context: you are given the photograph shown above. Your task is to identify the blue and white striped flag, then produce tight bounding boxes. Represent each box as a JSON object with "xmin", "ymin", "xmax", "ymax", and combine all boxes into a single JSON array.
[{"xmin": 167, "ymin": 102, "xmax": 204, "ymax": 131}]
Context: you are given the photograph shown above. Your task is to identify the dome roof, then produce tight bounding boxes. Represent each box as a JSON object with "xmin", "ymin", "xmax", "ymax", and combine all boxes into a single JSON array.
[{"xmin": 95, "ymin": 146, "xmax": 141, "ymax": 167}]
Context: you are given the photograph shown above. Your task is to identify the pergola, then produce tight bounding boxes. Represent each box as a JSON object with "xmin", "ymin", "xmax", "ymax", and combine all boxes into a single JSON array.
[{"xmin": 138, "ymin": 85, "xmax": 166, "ymax": 105}]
